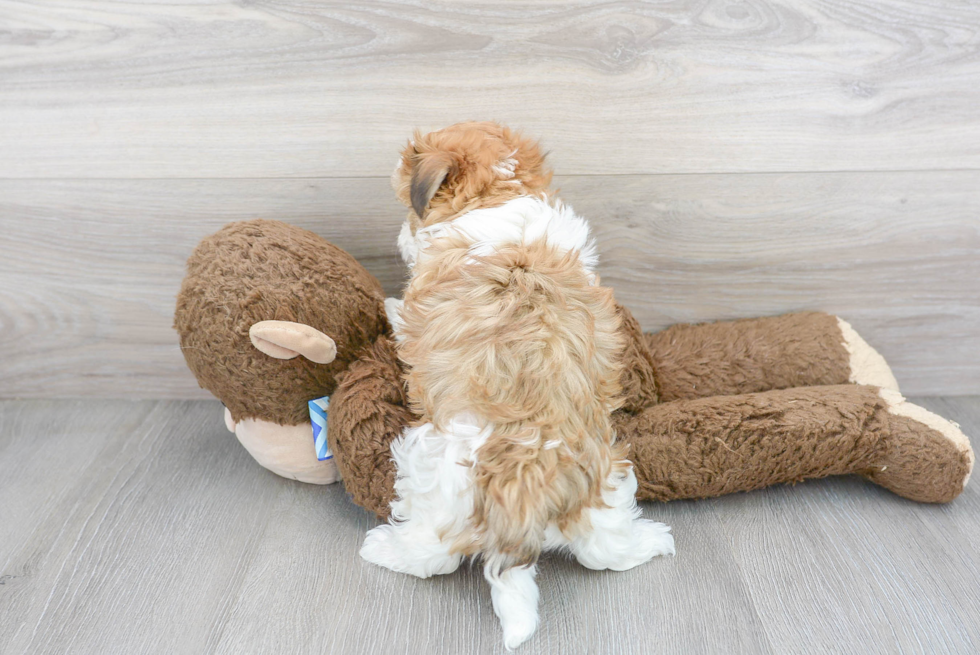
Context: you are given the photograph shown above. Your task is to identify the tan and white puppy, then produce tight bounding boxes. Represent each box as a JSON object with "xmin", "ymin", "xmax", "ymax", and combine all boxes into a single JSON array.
[{"xmin": 359, "ymin": 123, "xmax": 673, "ymax": 648}]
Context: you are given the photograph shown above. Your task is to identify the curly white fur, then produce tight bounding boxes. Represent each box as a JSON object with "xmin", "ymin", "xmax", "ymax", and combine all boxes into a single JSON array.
[{"xmin": 398, "ymin": 195, "xmax": 599, "ymax": 274}]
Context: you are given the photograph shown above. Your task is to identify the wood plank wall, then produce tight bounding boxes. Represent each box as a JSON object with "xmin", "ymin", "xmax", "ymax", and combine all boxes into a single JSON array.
[{"xmin": 1, "ymin": 1, "xmax": 978, "ymax": 398}]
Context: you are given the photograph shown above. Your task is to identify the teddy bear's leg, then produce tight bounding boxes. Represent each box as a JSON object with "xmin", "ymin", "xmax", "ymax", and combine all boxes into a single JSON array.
[
  {"xmin": 643, "ymin": 312, "xmax": 899, "ymax": 402},
  {"xmin": 223, "ymin": 407, "xmax": 340, "ymax": 484},
  {"xmin": 836, "ymin": 318, "xmax": 900, "ymax": 391},
  {"xmin": 616, "ymin": 384, "xmax": 972, "ymax": 503},
  {"xmin": 327, "ymin": 335, "xmax": 415, "ymax": 520},
  {"xmin": 864, "ymin": 389, "xmax": 974, "ymax": 502}
]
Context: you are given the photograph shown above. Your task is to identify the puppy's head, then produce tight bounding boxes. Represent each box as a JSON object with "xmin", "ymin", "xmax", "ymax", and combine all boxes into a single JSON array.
[{"xmin": 392, "ymin": 121, "xmax": 552, "ymax": 229}]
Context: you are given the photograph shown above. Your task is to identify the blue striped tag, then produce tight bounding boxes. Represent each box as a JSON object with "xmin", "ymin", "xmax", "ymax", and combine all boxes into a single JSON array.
[{"xmin": 308, "ymin": 396, "xmax": 332, "ymax": 461}]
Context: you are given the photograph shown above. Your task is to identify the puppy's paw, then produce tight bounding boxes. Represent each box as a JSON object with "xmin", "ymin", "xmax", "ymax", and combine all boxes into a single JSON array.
[
  {"xmin": 598, "ymin": 520, "xmax": 674, "ymax": 572},
  {"xmin": 360, "ymin": 524, "xmax": 405, "ymax": 571},
  {"xmin": 633, "ymin": 520, "xmax": 675, "ymax": 559},
  {"xmin": 361, "ymin": 524, "xmax": 461, "ymax": 578}
]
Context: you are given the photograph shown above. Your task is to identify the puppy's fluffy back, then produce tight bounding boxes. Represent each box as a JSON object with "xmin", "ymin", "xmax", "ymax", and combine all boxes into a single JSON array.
[{"xmin": 398, "ymin": 233, "xmax": 626, "ymax": 569}]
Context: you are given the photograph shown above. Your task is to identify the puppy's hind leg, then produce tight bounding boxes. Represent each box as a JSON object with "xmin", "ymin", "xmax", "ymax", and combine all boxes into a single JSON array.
[
  {"xmin": 360, "ymin": 422, "xmax": 476, "ymax": 578},
  {"xmin": 563, "ymin": 464, "xmax": 675, "ymax": 571},
  {"xmin": 484, "ymin": 559, "xmax": 540, "ymax": 651},
  {"xmin": 360, "ymin": 520, "xmax": 463, "ymax": 579}
]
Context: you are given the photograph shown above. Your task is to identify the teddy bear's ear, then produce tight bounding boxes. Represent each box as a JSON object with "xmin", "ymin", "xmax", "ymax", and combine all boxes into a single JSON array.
[
  {"xmin": 248, "ymin": 321, "xmax": 337, "ymax": 364},
  {"xmin": 410, "ymin": 151, "xmax": 455, "ymax": 219}
]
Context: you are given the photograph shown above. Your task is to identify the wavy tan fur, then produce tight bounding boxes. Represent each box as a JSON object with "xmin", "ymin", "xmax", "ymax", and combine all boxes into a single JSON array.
[
  {"xmin": 398, "ymin": 235, "xmax": 627, "ymax": 567},
  {"xmin": 392, "ymin": 120, "xmax": 554, "ymax": 231}
]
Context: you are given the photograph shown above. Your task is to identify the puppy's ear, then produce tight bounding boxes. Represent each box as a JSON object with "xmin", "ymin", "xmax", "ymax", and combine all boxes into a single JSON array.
[{"xmin": 410, "ymin": 151, "xmax": 455, "ymax": 219}]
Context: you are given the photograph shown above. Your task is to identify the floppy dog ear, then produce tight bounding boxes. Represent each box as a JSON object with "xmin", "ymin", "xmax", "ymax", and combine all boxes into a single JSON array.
[{"xmin": 410, "ymin": 152, "xmax": 455, "ymax": 219}]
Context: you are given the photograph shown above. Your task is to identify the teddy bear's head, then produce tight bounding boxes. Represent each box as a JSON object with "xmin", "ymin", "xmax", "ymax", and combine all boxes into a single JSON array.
[{"xmin": 174, "ymin": 219, "xmax": 388, "ymax": 427}]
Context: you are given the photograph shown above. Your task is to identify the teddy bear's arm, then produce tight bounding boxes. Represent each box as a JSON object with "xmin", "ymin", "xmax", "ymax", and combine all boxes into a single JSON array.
[
  {"xmin": 615, "ymin": 383, "xmax": 972, "ymax": 504},
  {"xmin": 643, "ymin": 312, "xmax": 899, "ymax": 402},
  {"xmin": 615, "ymin": 303, "xmax": 661, "ymax": 412},
  {"xmin": 327, "ymin": 335, "xmax": 414, "ymax": 520}
]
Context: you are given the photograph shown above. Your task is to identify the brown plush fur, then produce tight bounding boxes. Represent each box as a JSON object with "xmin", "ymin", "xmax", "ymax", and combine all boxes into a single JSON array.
[
  {"xmin": 327, "ymin": 335, "xmax": 414, "ymax": 516},
  {"xmin": 644, "ymin": 312, "xmax": 852, "ymax": 402},
  {"xmin": 623, "ymin": 384, "xmax": 888, "ymax": 501},
  {"xmin": 174, "ymin": 220, "xmax": 387, "ymax": 425},
  {"xmin": 864, "ymin": 410, "xmax": 974, "ymax": 503},
  {"xmin": 392, "ymin": 121, "xmax": 553, "ymax": 229},
  {"xmin": 329, "ymin": 306, "xmax": 972, "ymax": 518},
  {"xmin": 622, "ymin": 383, "xmax": 973, "ymax": 504},
  {"xmin": 328, "ymin": 342, "xmax": 402, "ymax": 517}
]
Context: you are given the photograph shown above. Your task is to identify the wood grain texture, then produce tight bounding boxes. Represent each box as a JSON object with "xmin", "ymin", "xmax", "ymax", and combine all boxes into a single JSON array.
[
  {"xmin": 1, "ymin": 172, "xmax": 977, "ymax": 399},
  {"xmin": 1, "ymin": 0, "xmax": 980, "ymax": 177},
  {"xmin": 0, "ymin": 397, "xmax": 977, "ymax": 654}
]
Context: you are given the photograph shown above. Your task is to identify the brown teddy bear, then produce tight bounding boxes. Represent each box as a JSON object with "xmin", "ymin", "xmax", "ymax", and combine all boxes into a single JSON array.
[
  {"xmin": 174, "ymin": 219, "xmax": 387, "ymax": 484},
  {"xmin": 174, "ymin": 219, "xmax": 973, "ymax": 517}
]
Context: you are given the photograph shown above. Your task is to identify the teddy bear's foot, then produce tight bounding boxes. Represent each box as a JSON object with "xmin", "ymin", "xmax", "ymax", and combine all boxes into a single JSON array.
[
  {"xmin": 837, "ymin": 318, "xmax": 900, "ymax": 391},
  {"xmin": 862, "ymin": 390, "xmax": 973, "ymax": 503},
  {"xmin": 223, "ymin": 407, "xmax": 340, "ymax": 485}
]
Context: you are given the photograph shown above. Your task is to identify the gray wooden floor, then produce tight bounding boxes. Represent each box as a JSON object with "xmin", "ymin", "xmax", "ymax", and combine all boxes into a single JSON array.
[{"xmin": 1, "ymin": 397, "xmax": 978, "ymax": 655}]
